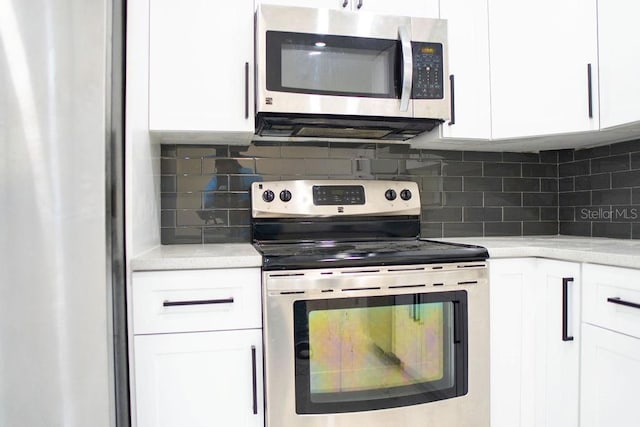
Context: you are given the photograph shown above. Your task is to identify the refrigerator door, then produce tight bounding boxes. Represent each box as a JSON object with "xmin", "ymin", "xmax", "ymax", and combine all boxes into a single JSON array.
[{"xmin": 0, "ymin": 0, "xmax": 121, "ymax": 426}]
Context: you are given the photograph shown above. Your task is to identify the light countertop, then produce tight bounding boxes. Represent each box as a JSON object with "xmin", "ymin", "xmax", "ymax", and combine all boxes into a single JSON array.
[
  {"xmin": 130, "ymin": 236, "xmax": 640, "ymax": 271},
  {"xmin": 441, "ymin": 236, "xmax": 640, "ymax": 269},
  {"xmin": 131, "ymin": 243, "xmax": 262, "ymax": 271}
]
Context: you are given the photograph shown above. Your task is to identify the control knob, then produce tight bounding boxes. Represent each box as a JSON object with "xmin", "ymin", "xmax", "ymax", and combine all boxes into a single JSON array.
[
  {"xmin": 400, "ymin": 189, "xmax": 412, "ymax": 201},
  {"xmin": 384, "ymin": 189, "xmax": 397, "ymax": 201},
  {"xmin": 262, "ymin": 189, "xmax": 275, "ymax": 203},
  {"xmin": 280, "ymin": 189, "xmax": 292, "ymax": 202}
]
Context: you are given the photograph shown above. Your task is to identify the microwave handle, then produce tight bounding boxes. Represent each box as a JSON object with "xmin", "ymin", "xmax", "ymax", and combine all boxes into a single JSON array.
[{"xmin": 398, "ymin": 25, "xmax": 413, "ymax": 112}]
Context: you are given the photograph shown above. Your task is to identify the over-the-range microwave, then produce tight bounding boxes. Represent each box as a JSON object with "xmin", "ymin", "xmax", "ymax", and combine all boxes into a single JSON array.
[{"xmin": 255, "ymin": 4, "xmax": 450, "ymax": 141}]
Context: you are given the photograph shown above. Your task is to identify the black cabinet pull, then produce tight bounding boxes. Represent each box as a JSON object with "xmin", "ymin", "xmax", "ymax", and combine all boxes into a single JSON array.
[
  {"xmin": 448, "ymin": 74, "xmax": 456, "ymax": 126},
  {"xmin": 562, "ymin": 278, "xmax": 574, "ymax": 342},
  {"xmin": 244, "ymin": 62, "xmax": 250, "ymax": 119},
  {"xmin": 251, "ymin": 346, "xmax": 258, "ymax": 415},
  {"xmin": 341, "ymin": 0, "xmax": 348, "ymax": 7},
  {"xmin": 587, "ymin": 63, "xmax": 593, "ymax": 118},
  {"xmin": 356, "ymin": 0, "xmax": 363, "ymax": 9},
  {"xmin": 162, "ymin": 297, "xmax": 234, "ymax": 307},
  {"xmin": 607, "ymin": 297, "xmax": 640, "ymax": 310}
]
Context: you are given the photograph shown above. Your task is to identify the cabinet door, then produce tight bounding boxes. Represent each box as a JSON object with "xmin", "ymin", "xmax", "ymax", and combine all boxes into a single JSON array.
[
  {"xmin": 490, "ymin": 258, "xmax": 580, "ymax": 427},
  {"xmin": 256, "ymin": 0, "xmax": 438, "ymax": 16},
  {"xmin": 597, "ymin": 0, "xmax": 640, "ymax": 128},
  {"xmin": 438, "ymin": 0, "xmax": 490, "ymax": 139},
  {"xmin": 489, "ymin": 258, "xmax": 536, "ymax": 427},
  {"xmin": 533, "ymin": 259, "xmax": 580, "ymax": 427},
  {"xmin": 581, "ymin": 323, "xmax": 640, "ymax": 427},
  {"xmin": 255, "ymin": 0, "xmax": 346, "ymax": 9},
  {"xmin": 149, "ymin": 0, "xmax": 254, "ymax": 135},
  {"xmin": 134, "ymin": 329, "xmax": 263, "ymax": 427},
  {"xmin": 357, "ymin": 0, "xmax": 439, "ymax": 18},
  {"xmin": 488, "ymin": 0, "xmax": 599, "ymax": 139}
]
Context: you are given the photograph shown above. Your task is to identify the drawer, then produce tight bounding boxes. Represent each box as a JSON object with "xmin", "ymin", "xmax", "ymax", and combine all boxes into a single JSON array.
[
  {"xmin": 583, "ymin": 264, "xmax": 640, "ymax": 339},
  {"xmin": 133, "ymin": 268, "xmax": 261, "ymax": 334}
]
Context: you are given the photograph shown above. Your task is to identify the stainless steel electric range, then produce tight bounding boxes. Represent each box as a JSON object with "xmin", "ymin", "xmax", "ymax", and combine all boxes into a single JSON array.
[{"xmin": 251, "ymin": 179, "xmax": 490, "ymax": 427}]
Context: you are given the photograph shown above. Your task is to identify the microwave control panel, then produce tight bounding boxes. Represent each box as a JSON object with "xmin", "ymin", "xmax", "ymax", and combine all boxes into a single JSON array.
[{"xmin": 411, "ymin": 42, "xmax": 444, "ymax": 100}]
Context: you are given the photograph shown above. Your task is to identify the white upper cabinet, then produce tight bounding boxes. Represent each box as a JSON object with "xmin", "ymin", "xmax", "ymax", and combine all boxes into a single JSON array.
[
  {"xmin": 597, "ymin": 0, "xmax": 640, "ymax": 129},
  {"xmin": 440, "ymin": 0, "xmax": 490, "ymax": 139},
  {"xmin": 354, "ymin": 0, "xmax": 438, "ymax": 18},
  {"xmin": 255, "ymin": 0, "xmax": 439, "ymax": 17},
  {"xmin": 149, "ymin": 0, "xmax": 254, "ymax": 140},
  {"xmin": 255, "ymin": 0, "xmax": 348, "ymax": 9},
  {"xmin": 488, "ymin": 0, "xmax": 599, "ymax": 140},
  {"xmin": 415, "ymin": 0, "xmax": 491, "ymax": 145}
]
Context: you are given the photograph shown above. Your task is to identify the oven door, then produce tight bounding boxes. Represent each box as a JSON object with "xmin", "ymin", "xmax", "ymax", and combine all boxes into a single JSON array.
[
  {"xmin": 262, "ymin": 263, "xmax": 489, "ymax": 427},
  {"xmin": 293, "ymin": 290, "xmax": 467, "ymax": 413}
]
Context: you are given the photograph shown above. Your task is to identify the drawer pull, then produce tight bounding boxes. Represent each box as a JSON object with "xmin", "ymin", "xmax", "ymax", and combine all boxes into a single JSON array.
[
  {"xmin": 607, "ymin": 297, "xmax": 640, "ymax": 310},
  {"xmin": 162, "ymin": 297, "xmax": 234, "ymax": 307}
]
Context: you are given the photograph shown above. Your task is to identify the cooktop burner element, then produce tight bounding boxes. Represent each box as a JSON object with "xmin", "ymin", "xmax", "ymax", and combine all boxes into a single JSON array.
[
  {"xmin": 250, "ymin": 179, "xmax": 488, "ymax": 270},
  {"xmin": 255, "ymin": 239, "xmax": 488, "ymax": 270}
]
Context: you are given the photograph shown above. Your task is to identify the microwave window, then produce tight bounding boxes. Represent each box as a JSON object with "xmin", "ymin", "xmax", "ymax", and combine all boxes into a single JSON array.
[
  {"xmin": 266, "ymin": 32, "xmax": 399, "ymax": 98},
  {"xmin": 281, "ymin": 44, "xmax": 393, "ymax": 95}
]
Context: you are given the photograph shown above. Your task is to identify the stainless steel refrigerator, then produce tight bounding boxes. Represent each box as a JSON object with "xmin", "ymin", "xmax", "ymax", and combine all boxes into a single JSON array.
[{"xmin": 1, "ymin": 0, "xmax": 127, "ymax": 425}]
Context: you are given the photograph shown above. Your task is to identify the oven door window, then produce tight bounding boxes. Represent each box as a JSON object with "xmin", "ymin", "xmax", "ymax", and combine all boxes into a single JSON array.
[
  {"xmin": 293, "ymin": 291, "xmax": 468, "ymax": 414},
  {"xmin": 266, "ymin": 31, "xmax": 400, "ymax": 98}
]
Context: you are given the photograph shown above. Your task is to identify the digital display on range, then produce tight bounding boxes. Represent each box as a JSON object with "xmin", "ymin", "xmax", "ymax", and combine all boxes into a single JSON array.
[{"xmin": 313, "ymin": 185, "xmax": 365, "ymax": 205}]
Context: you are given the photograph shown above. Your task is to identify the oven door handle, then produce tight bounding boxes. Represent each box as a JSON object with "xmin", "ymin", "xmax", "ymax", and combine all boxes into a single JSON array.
[
  {"xmin": 398, "ymin": 25, "xmax": 413, "ymax": 113},
  {"xmin": 453, "ymin": 300, "xmax": 462, "ymax": 344}
]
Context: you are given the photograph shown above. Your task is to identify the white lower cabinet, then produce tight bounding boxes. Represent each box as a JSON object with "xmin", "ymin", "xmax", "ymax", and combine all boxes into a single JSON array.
[
  {"xmin": 490, "ymin": 258, "xmax": 533, "ymax": 427},
  {"xmin": 134, "ymin": 329, "xmax": 263, "ymax": 427},
  {"xmin": 580, "ymin": 264, "xmax": 640, "ymax": 427},
  {"xmin": 131, "ymin": 268, "xmax": 263, "ymax": 427},
  {"xmin": 490, "ymin": 258, "xmax": 580, "ymax": 427},
  {"xmin": 580, "ymin": 324, "xmax": 640, "ymax": 427}
]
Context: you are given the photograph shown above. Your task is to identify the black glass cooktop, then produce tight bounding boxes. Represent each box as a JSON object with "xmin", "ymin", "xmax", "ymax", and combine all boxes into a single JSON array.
[{"xmin": 254, "ymin": 239, "xmax": 489, "ymax": 271}]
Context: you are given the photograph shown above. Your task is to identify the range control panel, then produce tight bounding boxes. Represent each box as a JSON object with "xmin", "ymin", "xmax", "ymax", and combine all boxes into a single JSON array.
[
  {"xmin": 313, "ymin": 185, "xmax": 365, "ymax": 205},
  {"xmin": 252, "ymin": 180, "xmax": 421, "ymax": 219}
]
